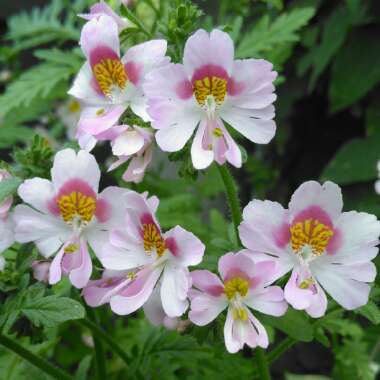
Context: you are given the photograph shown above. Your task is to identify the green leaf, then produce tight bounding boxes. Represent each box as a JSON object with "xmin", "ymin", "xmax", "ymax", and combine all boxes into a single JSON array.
[
  {"xmin": 0, "ymin": 62, "xmax": 76, "ymax": 119},
  {"xmin": 320, "ymin": 137, "xmax": 380, "ymax": 185},
  {"xmin": 237, "ymin": 7, "xmax": 315, "ymax": 58},
  {"xmin": 329, "ymin": 31, "xmax": 380, "ymax": 112},
  {"xmin": 261, "ymin": 308, "xmax": 314, "ymax": 342},
  {"xmin": 355, "ymin": 302, "xmax": 380, "ymax": 325},
  {"xmin": 74, "ymin": 356, "xmax": 92, "ymax": 380},
  {"xmin": 0, "ymin": 177, "xmax": 22, "ymax": 203},
  {"xmin": 286, "ymin": 375, "xmax": 331, "ymax": 380},
  {"xmin": 22, "ymin": 296, "xmax": 85, "ymax": 328}
]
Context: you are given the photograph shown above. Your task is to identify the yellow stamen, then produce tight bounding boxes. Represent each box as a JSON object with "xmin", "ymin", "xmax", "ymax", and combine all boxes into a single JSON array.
[
  {"xmin": 93, "ymin": 59, "xmax": 128, "ymax": 97},
  {"xmin": 68, "ymin": 100, "xmax": 80, "ymax": 113},
  {"xmin": 299, "ymin": 278, "xmax": 314, "ymax": 289},
  {"xmin": 232, "ymin": 307, "xmax": 248, "ymax": 321},
  {"xmin": 96, "ymin": 108, "xmax": 105, "ymax": 116},
  {"xmin": 193, "ymin": 76, "xmax": 227, "ymax": 106},
  {"xmin": 224, "ymin": 277, "xmax": 249, "ymax": 300},
  {"xmin": 290, "ymin": 219, "xmax": 334, "ymax": 256},
  {"xmin": 143, "ymin": 223, "xmax": 166, "ymax": 257},
  {"xmin": 212, "ymin": 127, "xmax": 223, "ymax": 137},
  {"xmin": 57, "ymin": 192, "xmax": 96, "ymax": 224},
  {"xmin": 64, "ymin": 243, "xmax": 79, "ymax": 254}
]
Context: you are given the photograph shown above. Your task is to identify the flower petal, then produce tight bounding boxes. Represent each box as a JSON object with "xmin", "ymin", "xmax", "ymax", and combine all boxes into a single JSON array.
[
  {"xmin": 245, "ymin": 286, "xmax": 287, "ymax": 316},
  {"xmin": 189, "ymin": 292, "xmax": 227, "ymax": 326}
]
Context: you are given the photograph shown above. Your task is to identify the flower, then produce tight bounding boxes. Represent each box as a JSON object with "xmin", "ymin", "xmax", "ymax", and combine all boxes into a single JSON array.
[
  {"xmin": 0, "ymin": 170, "xmax": 15, "ymax": 270},
  {"xmin": 144, "ymin": 29, "xmax": 277, "ymax": 170},
  {"xmin": 189, "ymin": 252, "xmax": 287, "ymax": 353},
  {"xmin": 108, "ymin": 125, "xmax": 154, "ymax": 183},
  {"xmin": 79, "ymin": 1, "xmax": 130, "ymax": 32},
  {"xmin": 31, "ymin": 261, "xmax": 51, "ymax": 283},
  {"xmin": 14, "ymin": 148, "xmax": 127, "ymax": 288},
  {"xmin": 69, "ymin": 14, "xmax": 168, "ymax": 146},
  {"xmin": 239, "ymin": 181, "xmax": 380, "ymax": 317},
  {"xmin": 375, "ymin": 160, "xmax": 380, "ymax": 194},
  {"xmin": 100, "ymin": 191, "xmax": 205, "ymax": 317}
]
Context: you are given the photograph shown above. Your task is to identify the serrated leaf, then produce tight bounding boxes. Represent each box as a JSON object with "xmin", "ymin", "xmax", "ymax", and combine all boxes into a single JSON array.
[
  {"xmin": 0, "ymin": 177, "xmax": 22, "ymax": 203},
  {"xmin": 237, "ymin": 7, "xmax": 315, "ymax": 58},
  {"xmin": 22, "ymin": 296, "xmax": 85, "ymax": 328},
  {"xmin": 320, "ymin": 137, "xmax": 380, "ymax": 185},
  {"xmin": 261, "ymin": 308, "xmax": 314, "ymax": 342}
]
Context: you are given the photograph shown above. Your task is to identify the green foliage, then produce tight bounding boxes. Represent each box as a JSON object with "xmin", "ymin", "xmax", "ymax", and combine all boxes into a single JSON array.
[{"xmin": 0, "ymin": 177, "xmax": 22, "ymax": 204}]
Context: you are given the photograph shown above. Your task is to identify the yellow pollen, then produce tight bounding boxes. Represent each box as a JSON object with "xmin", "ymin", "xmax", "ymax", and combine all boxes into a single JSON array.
[
  {"xmin": 68, "ymin": 100, "xmax": 80, "ymax": 113},
  {"xmin": 212, "ymin": 127, "xmax": 223, "ymax": 137},
  {"xmin": 93, "ymin": 58, "xmax": 128, "ymax": 97},
  {"xmin": 96, "ymin": 108, "xmax": 105, "ymax": 116},
  {"xmin": 143, "ymin": 223, "xmax": 166, "ymax": 257},
  {"xmin": 290, "ymin": 219, "xmax": 333, "ymax": 256},
  {"xmin": 64, "ymin": 243, "xmax": 79, "ymax": 254},
  {"xmin": 232, "ymin": 307, "xmax": 248, "ymax": 321},
  {"xmin": 224, "ymin": 277, "xmax": 249, "ymax": 300},
  {"xmin": 57, "ymin": 192, "xmax": 96, "ymax": 224},
  {"xmin": 127, "ymin": 271, "xmax": 137, "ymax": 280},
  {"xmin": 193, "ymin": 76, "xmax": 227, "ymax": 106},
  {"xmin": 299, "ymin": 278, "xmax": 314, "ymax": 289}
]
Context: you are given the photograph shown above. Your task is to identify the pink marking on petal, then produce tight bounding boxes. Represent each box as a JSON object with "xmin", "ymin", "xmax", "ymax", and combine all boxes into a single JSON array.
[
  {"xmin": 47, "ymin": 196, "xmax": 60, "ymax": 216},
  {"xmin": 223, "ymin": 269, "xmax": 249, "ymax": 283},
  {"xmin": 326, "ymin": 227, "xmax": 342, "ymax": 255},
  {"xmin": 273, "ymin": 223, "xmax": 291, "ymax": 248},
  {"xmin": 57, "ymin": 178, "xmax": 97, "ymax": 199},
  {"xmin": 227, "ymin": 77, "xmax": 245, "ymax": 96},
  {"xmin": 191, "ymin": 64, "xmax": 228, "ymax": 84},
  {"xmin": 124, "ymin": 61, "xmax": 142, "ymax": 85},
  {"xmin": 140, "ymin": 212, "xmax": 155, "ymax": 226},
  {"xmin": 165, "ymin": 237, "xmax": 178, "ymax": 256},
  {"xmin": 89, "ymin": 45, "xmax": 119, "ymax": 67},
  {"xmin": 176, "ymin": 80, "xmax": 193, "ymax": 99},
  {"xmin": 293, "ymin": 206, "xmax": 333, "ymax": 227},
  {"xmin": 95, "ymin": 198, "xmax": 111, "ymax": 223},
  {"xmin": 91, "ymin": 76, "xmax": 104, "ymax": 96}
]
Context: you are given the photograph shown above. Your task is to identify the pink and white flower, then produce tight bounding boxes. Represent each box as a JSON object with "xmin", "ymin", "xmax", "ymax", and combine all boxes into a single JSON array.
[
  {"xmin": 31, "ymin": 261, "xmax": 51, "ymax": 283},
  {"xmin": 108, "ymin": 125, "xmax": 154, "ymax": 183},
  {"xmin": 189, "ymin": 252, "xmax": 287, "ymax": 353},
  {"xmin": 144, "ymin": 29, "xmax": 277, "ymax": 170},
  {"xmin": 69, "ymin": 14, "xmax": 168, "ymax": 147},
  {"xmin": 239, "ymin": 181, "xmax": 380, "ymax": 318},
  {"xmin": 80, "ymin": 1, "xmax": 130, "ymax": 31},
  {"xmin": 100, "ymin": 191, "xmax": 205, "ymax": 317},
  {"xmin": 375, "ymin": 160, "xmax": 380, "ymax": 194},
  {"xmin": 0, "ymin": 170, "xmax": 15, "ymax": 270},
  {"xmin": 13, "ymin": 149, "xmax": 127, "ymax": 288}
]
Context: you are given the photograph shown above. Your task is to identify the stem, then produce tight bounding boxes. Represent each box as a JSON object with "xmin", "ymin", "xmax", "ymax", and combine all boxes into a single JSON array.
[
  {"xmin": 217, "ymin": 164, "xmax": 242, "ymax": 246},
  {"xmin": 86, "ymin": 309, "xmax": 107, "ymax": 380},
  {"xmin": 0, "ymin": 334, "xmax": 72, "ymax": 380},
  {"xmin": 79, "ymin": 319, "xmax": 130, "ymax": 368},
  {"xmin": 255, "ymin": 348, "xmax": 272, "ymax": 380},
  {"xmin": 267, "ymin": 337, "xmax": 296, "ymax": 364}
]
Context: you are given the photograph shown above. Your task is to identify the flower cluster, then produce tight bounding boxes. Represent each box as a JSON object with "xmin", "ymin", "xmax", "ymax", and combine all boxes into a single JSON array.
[{"xmin": 2, "ymin": 2, "xmax": 379, "ymax": 357}]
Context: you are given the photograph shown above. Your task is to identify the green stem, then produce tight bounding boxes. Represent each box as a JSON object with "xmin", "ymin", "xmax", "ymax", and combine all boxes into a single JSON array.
[
  {"xmin": 86, "ymin": 309, "xmax": 107, "ymax": 380},
  {"xmin": 255, "ymin": 348, "xmax": 272, "ymax": 380},
  {"xmin": 267, "ymin": 337, "xmax": 296, "ymax": 364},
  {"xmin": 217, "ymin": 164, "xmax": 242, "ymax": 245},
  {"xmin": 79, "ymin": 319, "xmax": 130, "ymax": 368},
  {"xmin": 0, "ymin": 333, "xmax": 72, "ymax": 380}
]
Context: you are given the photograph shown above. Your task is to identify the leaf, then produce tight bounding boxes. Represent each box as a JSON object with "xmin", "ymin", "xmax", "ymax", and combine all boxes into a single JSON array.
[
  {"xmin": 0, "ymin": 62, "xmax": 76, "ymax": 119},
  {"xmin": 286, "ymin": 375, "xmax": 331, "ymax": 380},
  {"xmin": 74, "ymin": 356, "xmax": 92, "ymax": 380},
  {"xmin": 355, "ymin": 302, "xmax": 380, "ymax": 325},
  {"xmin": 260, "ymin": 308, "xmax": 314, "ymax": 342},
  {"xmin": 22, "ymin": 296, "xmax": 85, "ymax": 328},
  {"xmin": 237, "ymin": 7, "xmax": 315, "ymax": 58},
  {"xmin": 329, "ymin": 31, "xmax": 380, "ymax": 112},
  {"xmin": 0, "ymin": 177, "xmax": 22, "ymax": 203},
  {"xmin": 320, "ymin": 137, "xmax": 380, "ymax": 185}
]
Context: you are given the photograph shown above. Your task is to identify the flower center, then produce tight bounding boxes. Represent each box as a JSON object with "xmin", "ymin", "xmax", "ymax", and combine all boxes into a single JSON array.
[
  {"xmin": 143, "ymin": 223, "xmax": 166, "ymax": 257},
  {"xmin": 93, "ymin": 58, "xmax": 128, "ymax": 97},
  {"xmin": 193, "ymin": 76, "xmax": 227, "ymax": 107},
  {"xmin": 224, "ymin": 277, "xmax": 249, "ymax": 300},
  {"xmin": 290, "ymin": 218, "xmax": 334, "ymax": 256},
  {"xmin": 57, "ymin": 191, "xmax": 96, "ymax": 225},
  {"xmin": 68, "ymin": 100, "xmax": 80, "ymax": 113}
]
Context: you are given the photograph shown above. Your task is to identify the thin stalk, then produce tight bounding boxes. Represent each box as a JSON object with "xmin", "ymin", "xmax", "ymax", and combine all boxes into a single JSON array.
[
  {"xmin": 0, "ymin": 333, "xmax": 72, "ymax": 380},
  {"xmin": 255, "ymin": 347, "xmax": 272, "ymax": 380},
  {"xmin": 217, "ymin": 164, "xmax": 242, "ymax": 245},
  {"xmin": 267, "ymin": 336, "xmax": 296, "ymax": 364},
  {"xmin": 79, "ymin": 319, "xmax": 130, "ymax": 368},
  {"xmin": 86, "ymin": 308, "xmax": 107, "ymax": 380}
]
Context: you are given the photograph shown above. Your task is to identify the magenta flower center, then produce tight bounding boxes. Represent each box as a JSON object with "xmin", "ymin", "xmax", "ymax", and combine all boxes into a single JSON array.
[
  {"xmin": 193, "ymin": 75, "xmax": 227, "ymax": 106},
  {"xmin": 57, "ymin": 191, "xmax": 96, "ymax": 224}
]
